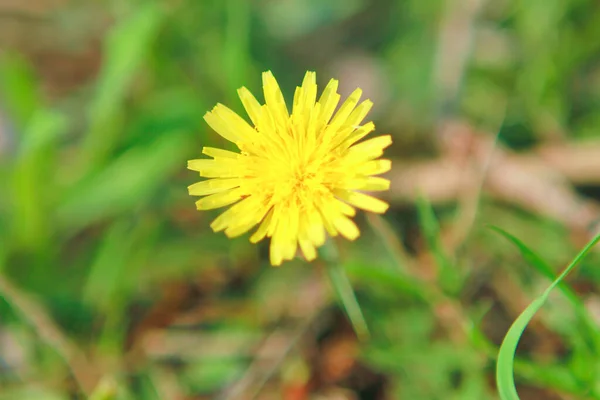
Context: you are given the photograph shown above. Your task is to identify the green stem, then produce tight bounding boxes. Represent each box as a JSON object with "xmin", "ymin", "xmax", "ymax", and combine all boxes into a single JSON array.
[{"xmin": 323, "ymin": 242, "xmax": 370, "ymax": 341}]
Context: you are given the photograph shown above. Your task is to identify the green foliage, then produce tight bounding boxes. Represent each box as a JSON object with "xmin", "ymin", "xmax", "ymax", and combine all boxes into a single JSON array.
[
  {"xmin": 416, "ymin": 195, "xmax": 463, "ymax": 295},
  {"xmin": 1, "ymin": 0, "xmax": 600, "ymax": 398},
  {"xmin": 494, "ymin": 230, "xmax": 600, "ymax": 400}
]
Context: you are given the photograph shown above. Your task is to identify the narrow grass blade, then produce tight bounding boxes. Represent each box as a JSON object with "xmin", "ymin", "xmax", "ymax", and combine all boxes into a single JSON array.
[
  {"xmin": 490, "ymin": 226, "xmax": 572, "ymax": 299},
  {"xmin": 326, "ymin": 261, "xmax": 370, "ymax": 341},
  {"xmin": 82, "ymin": 3, "xmax": 164, "ymax": 168},
  {"xmin": 492, "ymin": 226, "xmax": 600, "ymax": 352},
  {"xmin": 495, "ymin": 231, "xmax": 600, "ymax": 400}
]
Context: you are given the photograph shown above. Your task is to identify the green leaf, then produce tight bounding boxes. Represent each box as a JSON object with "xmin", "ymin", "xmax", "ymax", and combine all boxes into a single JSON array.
[
  {"xmin": 19, "ymin": 109, "xmax": 67, "ymax": 157},
  {"xmin": 82, "ymin": 3, "xmax": 165, "ymax": 167},
  {"xmin": 12, "ymin": 109, "xmax": 67, "ymax": 249},
  {"xmin": 57, "ymin": 132, "xmax": 190, "ymax": 231},
  {"xmin": 0, "ymin": 53, "xmax": 40, "ymax": 127},
  {"xmin": 495, "ymin": 230, "xmax": 600, "ymax": 400}
]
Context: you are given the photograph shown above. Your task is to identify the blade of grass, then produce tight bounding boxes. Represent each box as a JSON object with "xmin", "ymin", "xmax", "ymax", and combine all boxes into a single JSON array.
[
  {"xmin": 326, "ymin": 260, "xmax": 370, "ymax": 341},
  {"xmin": 58, "ymin": 132, "xmax": 190, "ymax": 232},
  {"xmin": 491, "ymin": 226, "xmax": 600, "ymax": 352},
  {"xmin": 12, "ymin": 109, "xmax": 66, "ymax": 250},
  {"xmin": 0, "ymin": 53, "xmax": 40, "ymax": 127},
  {"xmin": 81, "ymin": 3, "xmax": 164, "ymax": 170},
  {"xmin": 495, "ymin": 230, "xmax": 600, "ymax": 400},
  {"xmin": 321, "ymin": 241, "xmax": 369, "ymax": 341}
]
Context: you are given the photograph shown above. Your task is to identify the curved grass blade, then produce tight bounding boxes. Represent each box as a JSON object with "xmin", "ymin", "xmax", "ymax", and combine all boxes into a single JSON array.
[
  {"xmin": 492, "ymin": 226, "xmax": 600, "ymax": 352},
  {"xmin": 495, "ymin": 230, "xmax": 600, "ymax": 400},
  {"xmin": 326, "ymin": 260, "xmax": 370, "ymax": 341},
  {"xmin": 490, "ymin": 226, "xmax": 576, "ymax": 302}
]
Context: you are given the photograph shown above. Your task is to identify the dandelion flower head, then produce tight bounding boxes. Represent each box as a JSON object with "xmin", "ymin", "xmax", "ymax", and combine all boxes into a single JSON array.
[{"xmin": 188, "ymin": 71, "xmax": 392, "ymax": 266}]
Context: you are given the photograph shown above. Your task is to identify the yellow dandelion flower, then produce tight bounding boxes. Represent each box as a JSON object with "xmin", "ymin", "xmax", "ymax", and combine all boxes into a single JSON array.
[{"xmin": 188, "ymin": 71, "xmax": 392, "ymax": 266}]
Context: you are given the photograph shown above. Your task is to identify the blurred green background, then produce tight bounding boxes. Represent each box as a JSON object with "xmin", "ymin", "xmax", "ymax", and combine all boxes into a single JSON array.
[{"xmin": 2, "ymin": 0, "xmax": 600, "ymax": 399}]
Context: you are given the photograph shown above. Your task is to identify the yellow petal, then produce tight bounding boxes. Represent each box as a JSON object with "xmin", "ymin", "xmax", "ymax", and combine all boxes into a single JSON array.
[
  {"xmin": 357, "ymin": 159, "xmax": 392, "ymax": 176},
  {"xmin": 333, "ymin": 216, "xmax": 360, "ymax": 240},
  {"xmin": 266, "ymin": 204, "xmax": 283, "ymax": 237},
  {"xmin": 202, "ymin": 147, "xmax": 240, "ymax": 159},
  {"xmin": 210, "ymin": 206, "xmax": 237, "ymax": 232},
  {"xmin": 188, "ymin": 178, "xmax": 242, "ymax": 196},
  {"xmin": 343, "ymin": 99, "xmax": 372, "ymax": 130},
  {"xmin": 346, "ymin": 135, "xmax": 392, "ymax": 162},
  {"xmin": 301, "ymin": 71, "xmax": 317, "ymax": 107},
  {"xmin": 342, "ymin": 177, "xmax": 390, "ymax": 191},
  {"xmin": 328, "ymin": 88, "xmax": 362, "ymax": 130},
  {"xmin": 305, "ymin": 102, "xmax": 322, "ymax": 148},
  {"xmin": 339, "ymin": 122, "xmax": 375, "ymax": 150},
  {"xmin": 319, "ymin": 88, "xmax": 364, "ymax": 148},
  {"xmin": 363, "ymin": 177, "xmax": 390, "ymax": 191},
  {"xmin": 268, "ymin": 206, "xmax": 300, "ymax": 264},
  {"xmin": 335, "ymin": 190, "xmax": 389, "ymax": 213},
  {"xmin": 212, "ymin": 104, "xmax": 257, "ymax": 141},
  {"xmin": 317, "ymin": 200, "xmax": 340, "ymax": 237},
  {"xmin": 249, "ymin": 208, "xmax": 274, "ymax": 243},
  {"xmin": 284, "ymin": 211, "xmax": 300, "ymax": 261},
  {"xmin": 257, "ymin": 105, "xmax": 292, "ymax": 150},
  {"xmin": 293, "ymin": 85, "xmax": 303, "ymax": 116},
  {"xmin": 316, "ymin": 78, "xmax": 340, "ymax": 127},
  {"xmin": 211, "ymin": 197, "xmax": 259, "ymax": 231},
  {"xmin": 270, "ymin": 245, "xmax": 283, "ymax": 266},
  {"xmin": 188, "ymin": 159, "xmax": 214, "ymax": 172},
  {"xmin": 282, "ymin": 237, "xmax": 298, "ymax": 262},
  {"xmin": 334, "ymin": 198, "xmax": 356, "ymax": 216},
  {"xmin": 295, "ymin": 71, "xmax": 317, "ymax": 123},
  {"xmin": 225, "ymin": 217, "xmax": 260, "ymax": 238},
  {"xmin": 188, "ymin": 158, "xmax": 243, "ymax": 178},
  {"xmin": 320, "ymin": 211, "xmax": 338, "ymax": 237},
  {"xmin": 269, "ymin": 226, "xmax": 285, "ymax": 266},
  {"xmin": 299, "ymin": 239, "xmax": 317, "ymax": 261},
  {"xmin": 262, "ymin": 71, "xmax": 289, "ymax": 128},
  {"xmin": 195, "ymin": 189, "xmax": 243, "ymax": 210},
  {"xmin": 204, "ymin": 110, "xmax": 239, "ymax": 143},
  {"xmin": 305, "ymin": 208, "xmax": 326, "ymax": 246},
  {"xmin": 237, "ymin": 86, "xmax": 263, "ymax": 126}
]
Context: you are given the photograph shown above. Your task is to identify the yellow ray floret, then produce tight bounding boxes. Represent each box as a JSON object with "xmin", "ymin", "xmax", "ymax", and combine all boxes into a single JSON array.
[{"xmin": 188, "ymin": 71, "xmax": 392, "ymax": 266}]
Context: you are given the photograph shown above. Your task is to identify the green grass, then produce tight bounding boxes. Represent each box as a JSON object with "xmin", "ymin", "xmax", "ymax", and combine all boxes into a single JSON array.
[
  {"xmin": 493, "ymin": 228, "xmax": 600, "ymax": 400},
  {"xmin": 2, "ymin": 0, "xmax": 600, "ymax": 399}
]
